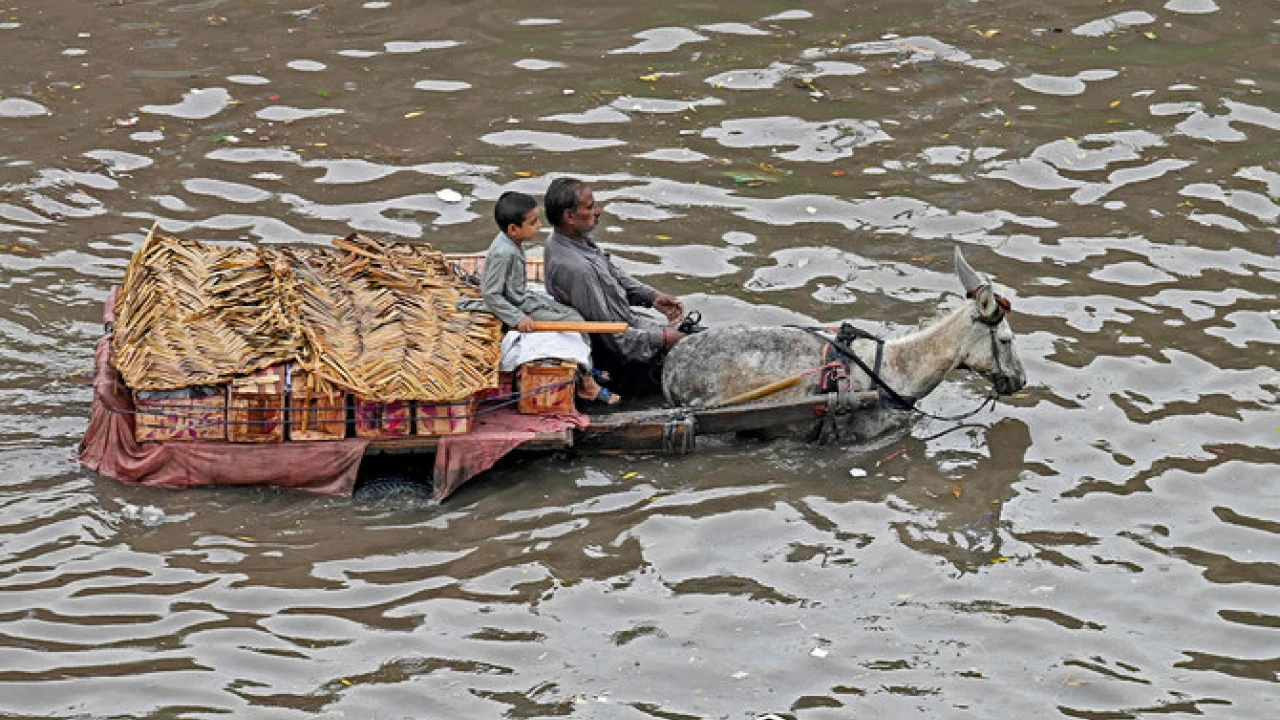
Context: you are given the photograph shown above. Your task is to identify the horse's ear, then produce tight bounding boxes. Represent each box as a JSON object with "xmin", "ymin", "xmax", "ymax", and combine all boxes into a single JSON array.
[{"xmin": 955, "ymin": 246, "xmax": 986, "ymax": 295}]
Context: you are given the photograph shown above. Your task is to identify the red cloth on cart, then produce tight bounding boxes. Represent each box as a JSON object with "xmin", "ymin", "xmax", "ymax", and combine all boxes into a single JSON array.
[
  {"xmin": 81, "ymin": 288, "xmax": 588, "ymax": 501},
  {"xmin": 79, "ymin": 321, "xmax": 369, "ymax": 497},
  {"xmin": 432, "ymin": 407, "xmax": 587, "ymax": 501}
]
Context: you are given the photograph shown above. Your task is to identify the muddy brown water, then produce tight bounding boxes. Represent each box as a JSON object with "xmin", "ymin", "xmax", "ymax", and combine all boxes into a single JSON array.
[{"xmin": 1, "ymin": 1, "xmax": 1277, "ymax": 718}]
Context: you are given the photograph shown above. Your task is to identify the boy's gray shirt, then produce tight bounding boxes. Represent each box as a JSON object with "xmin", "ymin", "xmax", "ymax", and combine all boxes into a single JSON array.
[{"xmin": 480, "ymin": 232, "xmax": 579, "ymax": 326}]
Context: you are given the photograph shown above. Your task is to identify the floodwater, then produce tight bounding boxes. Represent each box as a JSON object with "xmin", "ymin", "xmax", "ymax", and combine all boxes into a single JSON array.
[{"xmin": 1, "ymin": 0, "xmax": 1276, "ymax": 717}]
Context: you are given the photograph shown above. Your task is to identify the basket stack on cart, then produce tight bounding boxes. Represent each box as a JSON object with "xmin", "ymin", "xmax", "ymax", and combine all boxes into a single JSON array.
[{"xmin": 111, "ymin": 229, "xmax": 502, "ymax": 443}]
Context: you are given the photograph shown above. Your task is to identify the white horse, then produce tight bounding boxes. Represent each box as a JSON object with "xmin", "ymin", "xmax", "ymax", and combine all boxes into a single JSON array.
[{"xmin": 662, "ymin": 247, "xmax": 1027, "ymax": 441}]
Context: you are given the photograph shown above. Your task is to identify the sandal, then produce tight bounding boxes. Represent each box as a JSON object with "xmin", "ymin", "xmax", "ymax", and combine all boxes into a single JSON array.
[
  {"xmin": 590, "ymin": 368, "xmax": 612, "ymax": 383},
  {"xmin": 579, "ymin": 386, "xmax": 622, "ymax": 407}
]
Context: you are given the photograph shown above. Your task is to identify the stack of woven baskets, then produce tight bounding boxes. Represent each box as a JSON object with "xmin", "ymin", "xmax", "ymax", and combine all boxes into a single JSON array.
[{"xmin": 112, "ymin": 228, "xmax": 502, "ymax": 442}]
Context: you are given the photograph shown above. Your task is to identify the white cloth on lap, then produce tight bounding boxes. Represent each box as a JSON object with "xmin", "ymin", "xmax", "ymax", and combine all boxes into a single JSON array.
[{"xmin": 500, "ymin": 331, "xmax": 592, "ymax": 372}]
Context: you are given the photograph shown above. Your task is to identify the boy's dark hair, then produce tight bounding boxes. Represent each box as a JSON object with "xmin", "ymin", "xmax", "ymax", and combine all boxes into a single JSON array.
[
  {"xmin": 543, "ymin": 177, "xmax": 585, "ymax": 229},
  {"xmin": 494, "ymin": 191, "xmax": 538, "ymax": 232}
]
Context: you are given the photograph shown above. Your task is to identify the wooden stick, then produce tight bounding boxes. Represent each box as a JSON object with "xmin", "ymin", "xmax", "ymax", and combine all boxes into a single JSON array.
[
  {"xmin": 530, "ymin": 320, "xmax": 629, "ymax": 334},
  {"xmin": 719, "ymin": 372, "xmax": 808, "ymax": 407}
]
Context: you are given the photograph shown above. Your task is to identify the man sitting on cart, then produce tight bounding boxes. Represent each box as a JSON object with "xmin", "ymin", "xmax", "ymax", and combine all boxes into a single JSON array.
[{"xmin": 542, "ymin": 177, "xmax": 689, "ymax": 391}]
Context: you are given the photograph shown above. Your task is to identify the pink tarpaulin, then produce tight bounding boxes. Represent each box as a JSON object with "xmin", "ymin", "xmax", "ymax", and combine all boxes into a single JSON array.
[
  {"xmin": 80, "ymin": 333, "xmax": 371, "ymax": 496},
  {"xmin": 80, "ymin": 288, "xmax": 592, "ymax": 500},
  {"xmin": 432, "ymin": 407, "xmax": 588, "ymax": 501}
]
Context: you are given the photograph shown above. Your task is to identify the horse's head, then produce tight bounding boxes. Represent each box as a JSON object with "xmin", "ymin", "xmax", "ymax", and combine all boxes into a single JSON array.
[{"xmin": 954, "ymin": 247, "xmax": 1026, "ymax": 396}]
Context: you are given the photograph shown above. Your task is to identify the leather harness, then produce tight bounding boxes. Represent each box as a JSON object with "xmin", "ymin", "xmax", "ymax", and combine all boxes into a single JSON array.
[{"xmin": 792, "ymin": 288, "xmax": 1013, "ymax": 421}]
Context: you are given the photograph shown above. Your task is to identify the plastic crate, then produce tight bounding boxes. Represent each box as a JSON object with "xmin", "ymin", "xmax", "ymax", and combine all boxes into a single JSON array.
[
  {"xmin": 353, "ymin": 398, "xmax": 412, "ymax": 438},
  {"xmin": 227, "ymin": 365, "xmax": 286, "ymax": 443},
  {"xmin": 415, "ymin": 395, "xmax": 478, "ymax": 436},
  {"xmin": 133, "ymin": 387, "xmax": 226, "ymax": 442},
  {"xmin": 287, "ymin": 367, "xmax": 347, "ymax": 441},
  {"xmin": 517, "ymin": 360, "xmax": 577, "ymax": 415}
]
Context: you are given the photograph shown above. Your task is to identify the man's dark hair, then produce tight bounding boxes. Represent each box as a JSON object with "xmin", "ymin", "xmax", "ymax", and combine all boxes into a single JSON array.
[
  {"xmin": 494, "ymin": 191, "xmax": 538, "ymax": 232},
  {"xmin": 543, "ymin": 177, "xmax": 585, "ymax": 229}
]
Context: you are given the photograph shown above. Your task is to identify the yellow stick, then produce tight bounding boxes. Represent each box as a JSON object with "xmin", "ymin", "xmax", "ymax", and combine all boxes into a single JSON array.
[
  {"xmin": 719, "ymin": 372, "xmax": 808, "ymax": 407},
  {"xmin": 530, "ymin": 320, "xmax": 629, "ymax": 334}
]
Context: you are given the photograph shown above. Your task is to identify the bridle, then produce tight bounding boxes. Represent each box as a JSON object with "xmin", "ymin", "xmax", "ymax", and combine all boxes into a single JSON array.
[
  {"xmin": 793, "ymin": 287, "xmax": 1014, "ymax": 423},
  {"xmin": 969, "ymin": 286, "xmax": 1013, "ymax": 392},
  {"xmin": 972, "ymin": 287, "xmax": 1012, "ymax": 326}
]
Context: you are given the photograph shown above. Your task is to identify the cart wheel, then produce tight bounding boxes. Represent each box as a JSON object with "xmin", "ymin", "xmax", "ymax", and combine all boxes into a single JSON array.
[{"xmin": 353, "ymin": 476, "xmax": 435, "ymax": 502}]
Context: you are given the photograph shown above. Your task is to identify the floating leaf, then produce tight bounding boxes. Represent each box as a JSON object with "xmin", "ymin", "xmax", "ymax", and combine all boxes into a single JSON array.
[
  {"xmin": 952, "ymin": 484, "xmax": 962, "ymax": 498},
  {"xmin": 1109, "ymin": 100, "xmax": 1122, "ymax": 108},
  {"xmin": 622, "ymin": 471, "xmax": 638, "ymax": 479},
  {"xmin": 757, "ymin": 162, "xmax": 792, "ymax": 176},
  {"xmin": 830, "ymin": 169, "xmax": 846, "ymax": 177},
  {"xmin": 725, "ymin": 172, "xmax": 777, "ymax": 185},
  {"xmin": 638, "ymin": 73, "xmax": 661, "ymax": 82},
  {"xmin": 1143, "ymin": 32, "xmax": 1157, "ymax": 40},
  {"xmin": 404, "ymin": 111, "xmax": 424, "ymax": 119},
  {"xmin": 655, "ymin": 235, "xmax": 672, "ymax": 241},
  {"xmin": 514, "ymin": 171, "xmax": 540, "ymax": 178}
]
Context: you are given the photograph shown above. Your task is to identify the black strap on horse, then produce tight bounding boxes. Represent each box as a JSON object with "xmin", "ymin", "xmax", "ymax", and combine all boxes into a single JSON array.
[
  {"xmin": 788, "ymin": 323, "xmax": 997, "ymax": 422},
  {"xmin": 791, "ymin": 323, "xmax": 915, "ymax": 410}
]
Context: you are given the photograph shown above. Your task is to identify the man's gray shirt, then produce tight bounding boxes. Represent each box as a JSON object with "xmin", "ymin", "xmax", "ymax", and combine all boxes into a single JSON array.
[
  {"xmin": 544, "ymin": 229, "xmax": 665, "ymax": 365},
  {"xmin": 480, "ymin": 232, "xmax": 580, "ymax": 326}
]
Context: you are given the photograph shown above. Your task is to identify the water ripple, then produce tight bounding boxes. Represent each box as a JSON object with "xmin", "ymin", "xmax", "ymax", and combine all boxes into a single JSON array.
[{"xmin": 0, "ymin": 2, "xmax": 1277, "ymax": 718}]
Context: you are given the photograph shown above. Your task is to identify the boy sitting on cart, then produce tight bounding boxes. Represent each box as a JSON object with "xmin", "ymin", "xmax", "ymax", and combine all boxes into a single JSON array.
[{"xmin": 481, "ymin": 191, "xmax": 620, "ymax": 407}]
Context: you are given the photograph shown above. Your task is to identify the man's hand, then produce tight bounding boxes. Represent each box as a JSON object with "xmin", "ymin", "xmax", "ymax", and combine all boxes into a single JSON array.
[
  {"xmin": 652, "ymin": 292, "xmax": 685, "ymax": 323},
  {"xmin": 515, "ymin": 316, "xmax": 536, "ymax": 333},
  {"xmin": 662, "ymin": 327, "xmax": 687, "ymax": 350}
]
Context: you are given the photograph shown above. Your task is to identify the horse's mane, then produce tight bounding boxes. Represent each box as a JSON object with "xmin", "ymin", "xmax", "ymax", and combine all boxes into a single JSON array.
[{"xmin": 880, "ymin": 293, "xmax": 966, "ymax": 340}]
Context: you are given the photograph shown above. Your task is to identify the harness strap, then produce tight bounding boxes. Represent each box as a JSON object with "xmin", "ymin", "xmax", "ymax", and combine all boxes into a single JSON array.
[
  {"xmin": 836, "ymin": 322, "xmax": 884, "ymax": 379},
  {"xmin": 783, "ymin": 319, "xmax": 993, "ymax": 420},
  {"xmin": 792, "ymin": 324, "xmax": 917, "ymax": 411}
]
